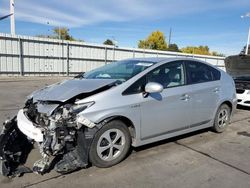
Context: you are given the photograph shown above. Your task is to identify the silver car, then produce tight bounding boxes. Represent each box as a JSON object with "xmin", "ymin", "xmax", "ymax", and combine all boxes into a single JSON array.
[{"xmin": 0, "ymin": 58, "xmax": 237, "ymax": 176}]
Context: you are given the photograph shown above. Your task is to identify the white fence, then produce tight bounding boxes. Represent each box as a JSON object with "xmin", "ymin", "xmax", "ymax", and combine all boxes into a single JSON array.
[{"xmin": 0, "ymin": 33, "xmax": 225, "ymax": 76}]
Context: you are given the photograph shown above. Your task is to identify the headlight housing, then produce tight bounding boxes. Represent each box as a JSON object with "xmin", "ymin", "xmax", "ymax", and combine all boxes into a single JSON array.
[
  {"xmin": 70, "ymin": 101, "xmax": 95, "ymax": 114},
  {"xmin": 72, "ymin": 102, "xmax": 96, "ymax": 128}
]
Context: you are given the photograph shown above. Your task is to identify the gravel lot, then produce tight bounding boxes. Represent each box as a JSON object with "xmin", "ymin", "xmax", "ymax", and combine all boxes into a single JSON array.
[{"xmin": 0, "ymin": 77, "xmax": 249, "ymax": 188}]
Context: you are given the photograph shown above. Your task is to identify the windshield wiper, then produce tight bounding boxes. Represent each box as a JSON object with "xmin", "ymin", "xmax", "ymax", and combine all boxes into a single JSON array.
[{"xmin": 74, "ymin": 72, "xmax": 85, "ymax": 79}]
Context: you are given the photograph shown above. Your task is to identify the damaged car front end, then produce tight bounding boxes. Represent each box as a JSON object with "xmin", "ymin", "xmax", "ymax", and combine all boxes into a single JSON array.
[{"xmin": 0, "ymin": 78, "xmax": 118, "ymax": 177}]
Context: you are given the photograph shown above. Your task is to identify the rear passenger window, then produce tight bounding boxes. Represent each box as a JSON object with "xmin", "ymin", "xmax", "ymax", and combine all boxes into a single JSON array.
[{"xmin": 185, "ymin": 61, "xmax": 221, "ymax": 84}]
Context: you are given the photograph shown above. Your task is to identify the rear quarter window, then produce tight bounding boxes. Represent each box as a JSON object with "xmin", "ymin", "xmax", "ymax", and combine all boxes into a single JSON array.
[{"xmin": 185, "ymin": 61, "xmax": 221, "ymax": 84}]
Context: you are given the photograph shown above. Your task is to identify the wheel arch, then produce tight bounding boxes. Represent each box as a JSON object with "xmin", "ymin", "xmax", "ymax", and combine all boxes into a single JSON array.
[
  {"xmin": 219, "ymin": 100, "xmax": 233, "ymax": 112},
  {"xmin": 98, "ymin": 115, "xmax": 137, "ymax": 145},
  {"xmin": 214, "ymin": 100, "xmax": 233, "ymax": 123}
]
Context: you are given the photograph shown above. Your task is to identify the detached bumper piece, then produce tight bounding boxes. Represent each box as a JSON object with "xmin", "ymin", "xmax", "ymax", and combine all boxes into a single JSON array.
[{"xmin": 0, "ymin": 117, "xmax": 33, "ymax": 177}]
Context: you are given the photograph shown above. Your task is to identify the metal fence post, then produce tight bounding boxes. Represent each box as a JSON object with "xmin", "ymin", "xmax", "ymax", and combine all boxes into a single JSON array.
[
  {"xmin": 62, "ymin": 40, "xmax": 64, "ymax": 75},
  {"xmin": 18, "ymin": 37, "xmax": 24, "ymax": 76},
  {"xmin": 113, "ymin": 45, "xmax": 115, "ymax": 62},
  {"xmin": 66, "ymin": 42, "xmax": 69, "ymax": 76},
  {"xmin": 105, "ymin": 46, "xmax": 107, "ymax": 64}
]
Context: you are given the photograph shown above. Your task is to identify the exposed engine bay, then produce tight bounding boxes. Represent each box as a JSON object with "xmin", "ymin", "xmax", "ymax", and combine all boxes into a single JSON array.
[
  {"xmin": 225, "ymin": 55, "xmax": 250, "ymax": 90},
  {"xmin": 0, "ymin": 78, "xmax": 119, "ymax": 177},
  {"xmin": 234, "ymin": 78, "xmax": 250, "ymax": 90},
  {"xmin": 225, "ymin": 55, "xmax": 250, "ymax": 85}
]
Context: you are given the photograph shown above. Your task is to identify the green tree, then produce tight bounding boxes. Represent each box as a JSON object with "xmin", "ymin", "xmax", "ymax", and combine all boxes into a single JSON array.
[
  {"xmin": 211, "ymin": 51, "xmax": 225, "ymax": 57},
  {"xmin": 53, "ymin": 27, "xmax": 75, "ymax": 41},
  {"xmin": 181, "ymin": 46, "xmax": 210, "ymax": 55},
  {"xmin": 167, "ymin": 43, "xmax": 180, "ymax": 52},
  {"xmin": 103, "ymin": 39, "xmax": 114, "ymax": 45},
  {"xmin": 181, "ymin": 45, "xmax": 223, "ymax": 56},
  {"xmin": 138, "ymin": 30, "xmax": 168, "ymax": 50},
  {"xmin": 37, "ymin": 27, "xmax": 78, "ymax": 41}
]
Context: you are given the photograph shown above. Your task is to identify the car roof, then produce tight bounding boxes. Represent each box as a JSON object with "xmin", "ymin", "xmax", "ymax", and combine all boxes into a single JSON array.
[
  {"xmin": 125, "ymin": 57, "xmax": 222, "ymax": 72},
  {"xmin": 125, "ymin": 57, "xmax": 200, "ymax": 63}
]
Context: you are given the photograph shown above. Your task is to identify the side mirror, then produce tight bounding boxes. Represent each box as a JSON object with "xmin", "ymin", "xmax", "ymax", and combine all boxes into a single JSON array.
[{"xmin": 144, "ymin": 82, "xmax": 163, "ymax": 94}]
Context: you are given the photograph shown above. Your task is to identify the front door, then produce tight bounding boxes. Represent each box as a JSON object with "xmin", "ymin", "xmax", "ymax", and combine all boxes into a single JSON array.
[{"xmin": 140, "ymin": 61, "xmax": 192, "ymax": 140}]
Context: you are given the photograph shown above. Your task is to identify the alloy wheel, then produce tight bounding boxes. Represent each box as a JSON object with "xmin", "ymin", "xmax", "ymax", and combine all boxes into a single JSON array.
[{"xmin": 97, "ymin": 129, "xmax": 126, "ymax": 161}]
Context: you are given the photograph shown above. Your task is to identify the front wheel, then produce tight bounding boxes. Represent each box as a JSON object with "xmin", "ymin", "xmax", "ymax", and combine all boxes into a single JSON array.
[
  {"xmin": 89, "ymin": 120, "xmax": 131, "ymax": 168},
  {"xmin": 213, "ymin": 104, "xmax": 231, "ymax": 133}
]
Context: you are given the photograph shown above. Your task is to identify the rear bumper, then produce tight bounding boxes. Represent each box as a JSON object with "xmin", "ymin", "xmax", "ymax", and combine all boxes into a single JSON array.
[{"xmin": 17, "ymin": 109, "xmax": 43, "ymax": 142}]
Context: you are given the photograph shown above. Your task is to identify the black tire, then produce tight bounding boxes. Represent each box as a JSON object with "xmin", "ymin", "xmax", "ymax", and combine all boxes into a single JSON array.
[
  {"xmin": 213, "ymin": 104, "xmax": 231, "ymax": 133},
  {"xmin": 89, "ymin": 120, "xmax": 131, "ymax": 168}
]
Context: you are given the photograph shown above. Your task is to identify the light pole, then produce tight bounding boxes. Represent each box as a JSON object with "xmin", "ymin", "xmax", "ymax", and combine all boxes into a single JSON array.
[
  {"xmin": 241, "ymin": 13, "xmax": 250, "ymax": 55},
  {"xmin": 168, "ymin": 28, "xmax": 172, "ymax": 47},
  {"xmin": 10, "ymin": 0, "xmax": 15, "ymax": 35},
  {"xmin": 246, "ymin": 28, "xmax": 250, "ymax": 55}
]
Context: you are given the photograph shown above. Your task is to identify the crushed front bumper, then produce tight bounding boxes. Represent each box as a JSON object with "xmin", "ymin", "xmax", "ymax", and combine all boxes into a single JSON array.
[
  {"xmin": 0, "ymin": 110, "xmax": 100, "ymax": 177},
  {"xmin": 17, "ymin": 109, "xmax": 44, "ymax": 142}
]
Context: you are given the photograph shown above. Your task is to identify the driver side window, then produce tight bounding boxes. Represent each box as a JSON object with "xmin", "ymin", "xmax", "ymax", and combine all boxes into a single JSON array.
[
  {"xmin": 122, "ymin": 61, "xmax": 185, "ymax": 95},
  {"xmin": 147, "ymin": 61, "xmax": 185, "ymax": 88}
]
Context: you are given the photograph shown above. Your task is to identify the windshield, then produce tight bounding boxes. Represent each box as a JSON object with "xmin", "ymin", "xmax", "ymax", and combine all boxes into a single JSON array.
[{"xmin": 79, "ymin": 60, "xmax": 157, "ymax": 82}]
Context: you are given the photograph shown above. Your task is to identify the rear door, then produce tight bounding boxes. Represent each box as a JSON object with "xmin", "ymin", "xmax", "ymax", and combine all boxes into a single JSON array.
[{"xmin": 184, "ymin": 60, "xmax": 221, "ymax": 127}]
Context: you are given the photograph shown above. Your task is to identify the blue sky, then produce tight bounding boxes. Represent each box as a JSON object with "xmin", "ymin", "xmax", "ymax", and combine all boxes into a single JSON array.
[{"xmin": 0, "ymin": 0, "xmax": 250, "ymax": 55}]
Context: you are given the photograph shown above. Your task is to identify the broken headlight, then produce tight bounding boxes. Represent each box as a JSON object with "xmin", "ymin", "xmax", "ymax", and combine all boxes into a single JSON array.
[
  {"xmin": 70, "ymin": 101, "xmax": 95, "ymax": 114},
  {"xmin": 71, "ymin": 102, "xmax": 96, "ymax": 128}
]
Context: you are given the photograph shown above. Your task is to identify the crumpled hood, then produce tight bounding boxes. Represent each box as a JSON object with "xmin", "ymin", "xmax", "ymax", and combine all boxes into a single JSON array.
[
  {"xmin": 225, "ymin": 55, "xmax": 250, "ymax": 78},
  {"xmin": 31, "ymin": 79, "xmax": 117, "ymax": 102}
]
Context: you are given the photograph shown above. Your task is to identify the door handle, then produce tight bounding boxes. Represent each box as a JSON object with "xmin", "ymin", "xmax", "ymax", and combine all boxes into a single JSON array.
[
  {"xmin": 213, "ymin": 87, "xmax": 219, "ymax": 93},
  {"xmin": 180, "ymin": 94, "xmax": 190, "ymax": 101}
]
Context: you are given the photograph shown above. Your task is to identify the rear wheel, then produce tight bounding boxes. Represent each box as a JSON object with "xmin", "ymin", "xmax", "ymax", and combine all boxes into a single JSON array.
[
  {"xmin": 213, "ymin": 104, "xmax": 231, "ymax": 133},
  {"xmin": 89, "ymin": 120, "xmax": 131, "ymax": 168}
]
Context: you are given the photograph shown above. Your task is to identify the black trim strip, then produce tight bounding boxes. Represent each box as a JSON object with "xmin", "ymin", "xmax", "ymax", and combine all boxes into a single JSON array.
[{"xmin": 141, "ymin": 120, "xmax": 211, "ymax": 140}]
